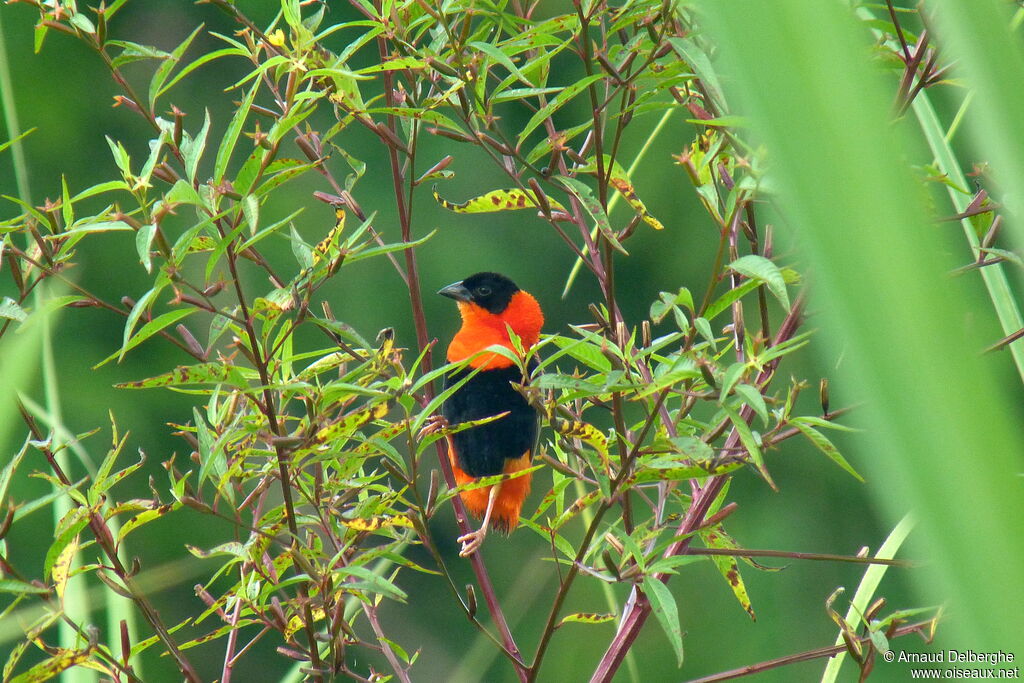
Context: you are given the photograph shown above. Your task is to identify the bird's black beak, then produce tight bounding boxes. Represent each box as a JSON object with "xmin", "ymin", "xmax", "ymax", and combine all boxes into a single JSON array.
[{"xmin": 438, "ymin": 281, "xmax": 472, "ymax": 302}]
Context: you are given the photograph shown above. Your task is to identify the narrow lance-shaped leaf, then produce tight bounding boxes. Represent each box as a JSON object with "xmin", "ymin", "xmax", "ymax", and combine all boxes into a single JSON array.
[
  {"xmin": 433, "ymin": 187, "xmax": 565, "ymax": 214},
  {"xmin": 728, "ymin": 254, "xmax": 790, "ymax": 311},
  {"xmin": 517, "ymin": 74, "xmax": 603, "ymax": 144},
  {"xmin": 789, "ymin": 416, "xmax": 865, "ymax": 482},
  {"xmin": 340, "ymin": 515, "xmax": 415, "ymax": 532},
  {"xmin": 642, "ymin": 577, "xmax": 684, "ymax": 666},
  {"xmin": 556, "ymin": 612, "xmax": 616, "ymax": 628},
  {"xmin": 557, "ymin": 176, "xmax": 629, "ymax": 255},
  {"xmin": 699, "ymin": 526, "xmax": 757, "ymax": 620},
  {"xmin": 115, "ymin": 362, "xmax": 250, "ymax": 389}
]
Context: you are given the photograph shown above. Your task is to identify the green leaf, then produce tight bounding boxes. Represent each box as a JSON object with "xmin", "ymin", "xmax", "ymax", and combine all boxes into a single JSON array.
[
  {"xmin": 135, "ymin": 223, "xmax": 157, "ymax": 273},
  {"xmin": 182, "ymin": 109, "xmax": 211, "ymax": 183},
  {"xmin": 790, "ymin": 417, "xmax": 864, "ymax": 482},
  {"xmin": 8, "ymin": 649, "xmax": 91, "ymax": 683},
  {"xmin": 149, "ymin": 24, "xmax": 203, "ymax": 110},
  {"xmin": 718, "ymin": 362, "xmax": 746, "ymax": 400},
  {"xmin": 117, "ymin": 504, "xmax": 176, "ymax": 544},
  {"xmin": 339, "ymin": 565, "xmax": 408, "ymax": 602},
  {"xmin": 728, "ymin": 255, "xmax": 790, "ymax": 311},
  {"xmin": 215, "ymin": 80, "xmax": 259, "ymax": 183},
  {"xmin": 120, "ymin": 286, "xmax": 161, "ymax": 362},
  {"xmin": 642, "ymin": 577, "xmax": 684, "ymax": 666},
  {"xmin": 354, "ymin": 56, "xmax": 428, "ymax": 74},
  {"xmin": 734, "ymin": 384, "xmax": 769, "ymax": 425},
  {"xmin": 551, "ymin": 337, "xmax": 612, "ymax": 373},
  {"xmin": 158, "ymin": 49, "xmax": 246, "ymax": 102},
  {"xmin": 517, "ymin": 74, "xmax": 602, "ymax": 144},
  {"xmin": 631, "ymin": 458, "xmax": 742, "ymax": 483},
  {"xmin": 0, "ymin": 579, "xmax": 50, "ymax": 595},
  {"xmin": 703, "ymin": 279, "xmax": 760, "ymax": 321},
  {"xmin": 69, "ymin": 13, "xmax": 96, "ymax": 34},
  {"xmin": 556, "ymin": 176, "xmax": 628, "ymax": 255},
  {"xmin": 721, "ymin": 403, "xmax": 774, "ymax": 489},
  {"xmin": 469, "ymin": 40, "xmax": 533, "ymax": 86}
]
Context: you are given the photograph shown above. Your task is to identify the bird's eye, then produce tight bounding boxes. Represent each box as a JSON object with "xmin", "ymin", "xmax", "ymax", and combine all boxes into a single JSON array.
[{"xmin": 475, "ymin": 286, "xmax": 492, "ymax": 297}]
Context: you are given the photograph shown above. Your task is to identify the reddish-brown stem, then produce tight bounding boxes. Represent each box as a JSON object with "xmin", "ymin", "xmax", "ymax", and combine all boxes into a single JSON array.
[
  {"xmin": 19, "ymin": 407, "xmax": 201, "ymax": 682},
  {"xmin": 591, "ymin": 295, "xmax": 806, "ymax": 682},
  {"xmin": 687, "ymin": 619, "xmax": 936, "ymax": 682},
  {"xmin": 374, "ymin": 12, "xmax": 527, "ymax": 679}
]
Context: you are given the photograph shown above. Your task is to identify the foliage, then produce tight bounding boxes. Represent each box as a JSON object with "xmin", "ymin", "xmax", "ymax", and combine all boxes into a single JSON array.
[{"xmin": 5, "ymin": 0, "xmax": 1020, "ymax": 681}]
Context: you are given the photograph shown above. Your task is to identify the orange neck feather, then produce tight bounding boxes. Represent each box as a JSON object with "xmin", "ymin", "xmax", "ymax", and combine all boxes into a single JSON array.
[{"xmin": 446, "ymin": 290, "xmax": 543, "ymax": 368}]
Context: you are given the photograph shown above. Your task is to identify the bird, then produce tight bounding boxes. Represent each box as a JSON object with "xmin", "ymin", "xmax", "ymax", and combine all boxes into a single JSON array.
[{"xmin": 435, "ymin": 272, "xmax": 543, "ymax": 557}]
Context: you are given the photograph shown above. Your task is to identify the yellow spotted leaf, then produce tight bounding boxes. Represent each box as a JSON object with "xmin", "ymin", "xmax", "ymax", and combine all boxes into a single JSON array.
[
  {"xmin": 316, "ymin": 401, "xmax": 390, "ymax": 442},
  {"xmin": 52, "ymin": 536, "xmax": 78, "ymax": 601},
  {"xmin": 699, "ymin": 526, "xmax": 756, "ymax": 621},
  {"xmin": 610, "ymin": 176, "xmax": 664, "ymax": 230},
  {"xmin": 456, "ymin": 464, "xmax": 543, "ymax": 492},
  {"xmin": 556, "ymin": 612, "xmax": 616, "ymax": 628},
  {"xmin": 9, "ymin": 648, "xmax": 91, "ymax": 683},
  {"xmin": 433, "ymin": 187, "xmax": 565, "ymax": 214},
  {"xmin": 284, "ymin": 607, "xmax": 327, "ymax": 641},
  {"xmin": 312, "ymin": 207, "xmax": 346, "ymax": 265},
  {"xmin": 353, "ymin": 421, "xmax": 408, "ymax": 457},
  {"xmin": 550, "ymin": 488, "xmax": 601, "ymax": 530},
  {"xmin": 553, "ymin": 418, "xmax": 610, "ymax": 469},
  {"xmin": 115, "ymin": 362, "xmax": 250, "ymax": 389},
  {"xmin": 341, "ymin": 515, "xmax": 415, "ymax": 531},
  {"xmin": 116, "ymin": 503, "xmax": 176, "ymax": 544}
]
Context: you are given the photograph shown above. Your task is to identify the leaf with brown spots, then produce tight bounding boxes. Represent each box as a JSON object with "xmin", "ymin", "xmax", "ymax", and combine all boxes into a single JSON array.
[
  {"xmin": 284, "ymin": 607, "xmax": 327, "ymax": 641},
  {"xmin": 315, "ymin": 401, "xmax": 390, "ymax": 443},
  {"xmin": 549, "ymin": 488, "xmax": 601, "ymax": 530},
  {"xmin": 631, "ymin": 458, "xmax": 743, "ymax": 484},
  {"xmin": 51, "ymin": 536, "xmax": 78, "ymax": 601},
  {"xmin": 699, "ymin": 526, "xmax": 757, "ymax": 620},
  {"xmin": 556, "ymin": 612, "xmax": 616, "ymax": 628},
  {"xmin": 116, "ymin": 503, "xmax": 178, "ymax": 544},
  {"xmin": 432, "ymin": 187, "xmax": 565, "ymax": 214},
  {"xmin": 553, "ymin": 418, "xmax": 610, "ymax": 470},
  {"xmin": 609, "ymin": 176, "xmax": 664, "ymax": 230},
  {"xmin": 8, "ymin": 648, "xmax": 92, "ymax": 683},
  {"xmin": 455, "ymin": 464, "xmax": 543, "ymax": 492},
  {"xmin": 311, "ymin": 207, "xmax": 346, "ymax": 265},
  {"xmin": 115, "ymin": 362, "xmax": 251, "ymax": 389},
  {"xmin": 178, "ymin": 620, "xmax": 262, "ymax": 650},
  {"xmin": 341, "ymin": 514, "xmax": 415, "ymax": 532}
]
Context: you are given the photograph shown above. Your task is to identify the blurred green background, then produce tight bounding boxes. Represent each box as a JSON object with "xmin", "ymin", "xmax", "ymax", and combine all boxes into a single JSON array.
[{"xmin": 2, "ymin": 1, "xmax": 1022, "ymax": 681}]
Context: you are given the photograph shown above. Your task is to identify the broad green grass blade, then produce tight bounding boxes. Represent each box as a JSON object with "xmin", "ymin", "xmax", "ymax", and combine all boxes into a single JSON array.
[
  {"xmin": 820, "ymin": 514, "xmax": 915, "ymax": 683},
  {"xmin": 697, "ymin": 0, "xmax": 1024, "ymax": 653},
  {"xmin": 924, "ymin": 0, "xmax": 1024, "ymax": 248},
  {"xmin": 852, "ymin": 4, "xmax": 1024, "ymax": 384},
  {"xmin": 911, "ymin": 94, "xmax": 1024, "ymax": 382}
]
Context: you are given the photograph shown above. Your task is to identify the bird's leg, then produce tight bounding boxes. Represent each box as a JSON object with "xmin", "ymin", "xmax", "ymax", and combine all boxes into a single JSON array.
[
  {"xmin": 417, "ymin": 414, "xmax": 449, "ymax": 440},
  {"xmin": 458, "ymin": 483, "xmax": 501, "ymax": 557}
]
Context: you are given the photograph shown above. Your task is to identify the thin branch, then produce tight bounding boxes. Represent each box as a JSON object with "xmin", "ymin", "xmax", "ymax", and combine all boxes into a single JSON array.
[
  {"xmin": 686, "ymin": 547, "xmax": 912, "ymax": 568},
  {"xmin": 686, "ymin": 619, "xmax": 936, "ymax": 682}
]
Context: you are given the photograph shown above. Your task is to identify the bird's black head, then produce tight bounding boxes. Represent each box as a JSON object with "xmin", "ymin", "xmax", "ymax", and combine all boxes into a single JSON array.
[{"xmin": 438, "ymin": 272, "xmax": 520, "ymax": 314}]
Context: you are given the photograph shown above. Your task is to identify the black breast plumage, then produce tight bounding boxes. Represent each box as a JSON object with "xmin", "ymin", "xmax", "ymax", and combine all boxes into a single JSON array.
[{"xmin": 441, "ymin": 361, "xmax": 539, "ymax": 478}]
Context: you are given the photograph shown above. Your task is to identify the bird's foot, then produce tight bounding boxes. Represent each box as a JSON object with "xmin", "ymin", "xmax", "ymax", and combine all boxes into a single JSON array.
[
  {"xmin": 417, "ymin": 415, "xmax": 449, "ymax": 441},
  {"xmin": 457, "ymin": 528, "xmax": 487, "ymax": 557}
]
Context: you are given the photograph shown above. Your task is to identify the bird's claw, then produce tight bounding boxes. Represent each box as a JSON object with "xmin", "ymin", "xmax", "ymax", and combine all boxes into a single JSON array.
[
  {"xmin": 417, "ymin": 415, "xmax": 449, "ymax": 441},
  {"xmin": 457, "ymin": 529, "xmax": 487, "ymax": 557}
]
